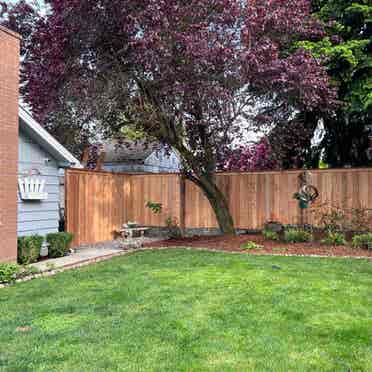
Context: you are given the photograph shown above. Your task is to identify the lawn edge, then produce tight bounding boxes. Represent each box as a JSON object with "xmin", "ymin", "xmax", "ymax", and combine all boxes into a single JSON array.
[
  {"xmin": 1, "ymin": 246, "xmax": 371, "ymax": 289},
  {"xmin": 147, "ymin": 246, "xmax": 372, "ymax": 260}
]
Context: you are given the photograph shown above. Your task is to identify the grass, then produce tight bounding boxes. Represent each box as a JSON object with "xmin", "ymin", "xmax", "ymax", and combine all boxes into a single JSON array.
[{"xmin": 1, "ymin": 248, "xmax": 372, "ymax": 371}]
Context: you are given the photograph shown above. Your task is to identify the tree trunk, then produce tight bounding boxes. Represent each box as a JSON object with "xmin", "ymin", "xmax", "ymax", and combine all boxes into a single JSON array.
[{"xmin": 191, "ymin": 174, "xmax": 236, "ymax": 235}]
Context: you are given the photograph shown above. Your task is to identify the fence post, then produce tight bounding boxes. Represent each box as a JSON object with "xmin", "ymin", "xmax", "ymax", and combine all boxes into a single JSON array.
[
  {"xmin": 179, "ymin": 175, "xmax": 186, "ymax": 235},
  {"xmin": 298, "ymin": 172, "xmax": 304, "ymax": 227},
  {"xmin": 65, "ymin": 169, "xmax": 69, "ymax": 234}
]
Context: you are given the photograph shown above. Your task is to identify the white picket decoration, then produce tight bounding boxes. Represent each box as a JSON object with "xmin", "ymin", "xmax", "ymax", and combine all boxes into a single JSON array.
[{"xmin": 18, "ymin": 177, "xmax": 48, "ymax": 200}]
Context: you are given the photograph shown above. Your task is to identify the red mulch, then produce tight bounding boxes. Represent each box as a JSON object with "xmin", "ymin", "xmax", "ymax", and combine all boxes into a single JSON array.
[{"xmin": 143, "ymin": 234, "xmax": 372, "ymax": 258}]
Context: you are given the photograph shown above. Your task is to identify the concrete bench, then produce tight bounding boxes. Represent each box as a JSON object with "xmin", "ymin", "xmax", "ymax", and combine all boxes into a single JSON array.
[{"xmin": 118, "ymin": 227, "xmax": 149, "ymax": 239}]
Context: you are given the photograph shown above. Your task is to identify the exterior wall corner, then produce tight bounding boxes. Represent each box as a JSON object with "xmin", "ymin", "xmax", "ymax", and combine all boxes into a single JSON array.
[{"xmin": 0, "ymin": 27, "xmax": 20, "ymax": 262}]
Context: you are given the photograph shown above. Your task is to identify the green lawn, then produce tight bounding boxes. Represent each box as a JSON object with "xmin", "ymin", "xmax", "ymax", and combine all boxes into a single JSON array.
[{"xmin": 1, "ymin": 249, "xmax": 372, "ymax": 371}]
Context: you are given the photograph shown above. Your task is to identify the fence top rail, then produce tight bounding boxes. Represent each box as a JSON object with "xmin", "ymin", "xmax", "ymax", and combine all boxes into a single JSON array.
[
  {"xmin": 66, "ymin": 168, "xmax": 180, "ymax": 177},
  {"xmin": 66, "ymin": 168, "xmax": 139, "ymax": 177},
  {"xmin": 216, "ymin": 168, "xmax": 372, "ymax": 175},
  {"xmin": 67, "ymin": 166, "xmax": 372, "ymax": 178}
]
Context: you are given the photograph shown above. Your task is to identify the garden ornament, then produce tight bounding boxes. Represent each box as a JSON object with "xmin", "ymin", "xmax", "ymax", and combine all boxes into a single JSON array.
[{"xmin": 293, "ymin": 171, "xmax": 319, "ymax": 209}]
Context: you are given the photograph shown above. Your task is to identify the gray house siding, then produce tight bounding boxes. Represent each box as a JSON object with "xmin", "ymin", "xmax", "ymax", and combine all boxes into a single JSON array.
[
  {"xmin": 103, "ymin": 163, "xmax": 150, "ymax": 173},
  {"xmin": 18, "ymin": 129, "xmax": 61, "ymax": 236},
  {"xmin": 144, "ymin": 149, "xmax": 180, "ymax": 172},
  {"xmin": 103, "ymin": 148, "xmax": 181, "ymax": 173}
]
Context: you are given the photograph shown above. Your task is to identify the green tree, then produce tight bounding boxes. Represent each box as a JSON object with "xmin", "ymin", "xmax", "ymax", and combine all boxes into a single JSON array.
[{"xmin": 302, "ymin": 0, "xmax": 371, "ymax": 167}]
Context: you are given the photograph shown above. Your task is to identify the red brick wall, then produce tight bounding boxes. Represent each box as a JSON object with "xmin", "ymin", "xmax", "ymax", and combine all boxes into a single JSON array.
[{"xmin": 0, "ymin": 26, "xmax": 20, "ymax": 262}]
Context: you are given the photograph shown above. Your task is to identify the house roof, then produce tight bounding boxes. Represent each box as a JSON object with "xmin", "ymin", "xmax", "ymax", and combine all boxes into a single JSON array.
[
  {"xmin": 19, "ymin": 106, "xmax": 81, "ymax": 167},
  {"xmin": 102, "ymin": 140, "xmax": 159, "ymax": 163}
]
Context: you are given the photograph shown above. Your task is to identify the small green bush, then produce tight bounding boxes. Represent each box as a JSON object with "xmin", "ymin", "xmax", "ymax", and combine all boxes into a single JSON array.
[
  {"xmin": 241, "ymin": 241, "xmax": 263, "ymax": 250},
  {"xmin": 165, "ymin": 217, "xmax": 182, "ymax": 239},
  {"xmin": 17, "ymin": 235, "xmax": 44, "ymax": 264},
  {"xmin": 46, "ymin": 232, "xmax": 74, "ymax": 258},
  {"xmin": 0, "ymin": 263, "xmax": 20, "ymax": 283},
  {"xmin": 321, "ymin": 231, "xmax": 346, "ymax": 246},
  {"xmin": 0, "ymin": 264, "xmax": 40, "ymax": 284},
  {"xmin": 284, "ymin": 228, "xmax": 313, "ymax": 243},
  {"xmin": 351, "ymin": 233, "xmax": 372, "ymax": 249},
  {"xmin": 262, "ymin": 229, "xmax": 279, "ymax": 241}
]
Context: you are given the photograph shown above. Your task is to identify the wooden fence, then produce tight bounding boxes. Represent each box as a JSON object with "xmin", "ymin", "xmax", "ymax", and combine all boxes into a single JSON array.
[
  {"xmin": 66, "ymin": 167, "xmax": 372, "ymax": 246},
  {"xmin": 66, "ymin": 170, "xmax": 131, "ymax": 245}
]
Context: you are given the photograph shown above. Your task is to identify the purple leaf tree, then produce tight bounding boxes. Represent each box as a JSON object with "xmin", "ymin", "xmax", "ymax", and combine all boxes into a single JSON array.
[
  {"xmin": 222, "ymin": 138, "xmax": 279, "ymax": 171},
  {"xmin": 2, "ymin": 0, "xmax": 336, "ymax": 234}
]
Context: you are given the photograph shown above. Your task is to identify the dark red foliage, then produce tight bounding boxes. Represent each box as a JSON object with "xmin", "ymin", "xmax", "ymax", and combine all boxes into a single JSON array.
[
  {"xmin": 3, "ymin": 3, "xmax": 337, "ymax": 197},
  {"xmin": 222, "ymin": 138, "xmax": 279, "ymax": 171},
  {"xmin": 2, "ymin": 0, "xmax": 335, "ymax": 139}
]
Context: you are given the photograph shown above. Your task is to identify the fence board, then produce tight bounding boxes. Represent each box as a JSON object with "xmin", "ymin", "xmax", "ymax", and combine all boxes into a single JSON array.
[
  {"xmin": 66, "ymin": 168, "xmax": 372, "ymax": 246},
  {"xmin": 66, "ymin": 170, "xmax": 131, "ymax": 246},
  {"xmin": 128, "ymin": 174, "xmax": 181, "ymax": 227}
]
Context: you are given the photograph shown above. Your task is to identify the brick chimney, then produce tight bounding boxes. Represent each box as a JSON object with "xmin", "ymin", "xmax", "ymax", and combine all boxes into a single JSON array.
[{"xmin": 0, "ymin": 26, "xmax": 20, "ymax": 262}]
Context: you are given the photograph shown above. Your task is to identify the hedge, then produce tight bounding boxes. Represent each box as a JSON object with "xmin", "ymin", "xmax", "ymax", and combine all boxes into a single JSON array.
[
  {"xmin": 17, "ymin": 235, "xmax": 44, "ymax": 264},
  {"xmin": 46, "ymin": 232, "xmax": 74, "ymax": 258}
]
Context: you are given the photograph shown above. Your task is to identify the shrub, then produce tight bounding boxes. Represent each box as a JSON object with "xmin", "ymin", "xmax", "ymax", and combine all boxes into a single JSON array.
[
  {"xmin": 284, "ymin": 228, "xmax": 313, "ymax": 243},
  {"xmin": 46, "ymin": 232, "xmax": 74, "ymax": 258},
  {"xmin": 351, "ymin": 233, "xmax": 372, "ymax": 250},
  {"xmin": 165, "ymin": 217, "xmax": 182, "ymax": 239},
  {"xmin": 321, "ymin": 231, "xmax": 346, "ymax": 246},
  {"xmin": 262, "ymin": 229, "xmax": 279, "ymax": 241},
  {"xmin": 0, "ymin": 264, "xmax": 41, "ymax": 284},
  {"xmin": 17, "ymin": 235, "xmax": 44, "ymax": 264},
  {"xmin": 349, "ymin": 208, "xmax": 372, "ymax": 232},
  {"xmin": 310, "ymin": 202, "xmax": 372, "ymax": 232},
  {"xmin": 310, "ymin": 203, "xmax": 347, "ymax": 232},
  {"xmin": 0, "ymin": 263, "xmax": 20, "ymax": 283},
  {"xmin": 241, "ymin": 241, "xmax": 263, "ymax": 250}
]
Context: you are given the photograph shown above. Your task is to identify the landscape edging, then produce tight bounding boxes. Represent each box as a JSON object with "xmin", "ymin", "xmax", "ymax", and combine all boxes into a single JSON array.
[{"xmin": 1, "ymin": 246, "xmax": 371, "ymax": 289}]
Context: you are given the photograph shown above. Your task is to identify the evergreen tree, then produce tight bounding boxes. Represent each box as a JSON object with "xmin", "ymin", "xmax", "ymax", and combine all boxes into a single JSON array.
[{"xmin": 303, "ymin": 0, "xmax": 372, "ymax": 167}]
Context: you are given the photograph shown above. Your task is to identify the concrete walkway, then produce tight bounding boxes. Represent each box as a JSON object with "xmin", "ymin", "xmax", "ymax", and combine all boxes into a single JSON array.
[{"xmin": 31, "ymin": 237, "xmax": 161, "ymax": 272}]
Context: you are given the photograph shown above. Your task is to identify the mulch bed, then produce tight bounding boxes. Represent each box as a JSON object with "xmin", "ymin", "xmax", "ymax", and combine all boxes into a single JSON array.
[{"xmin": 143, "ymin": 234, "xmax": 372, "ymax": 258}]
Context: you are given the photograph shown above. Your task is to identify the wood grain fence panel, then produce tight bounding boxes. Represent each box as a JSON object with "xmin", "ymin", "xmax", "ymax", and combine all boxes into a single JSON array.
[
  {"xmin": 278, "ymin": 173, "xmax": 288, "ymax": 225},
  {"xmin": 359, "ymin": 172, "xmax": 369, "ymax": 208},
  {"xmin": 306, "ymin": 169, "xmax": 372, "ymax": 227},
  {"xmin": 255, "ymin": 174, "xmax": 265, "ymax": 228},
  {"xmin": 346, "ymin": 172, "xmax": 354, "ymax": 209},
  {"xmin": 250, "ymin": 174, "xmax": 258, "ymax": 228},
  {"xmin": 236, "ymin": 173, "xmax": 249, "ymax": 229},
  {"xmin": 66, "ymin": 170, "xmax": 131, "ymax": 246},
  {"xmin": 353, "ymin": 172, "xmax": 360, "ymax": 209},
  {"xmin": 66, "ymin": 168, "xmax": 372, "ymax": 246},
  {"xmin": 129, "ymin": 174, "xmax": 180, "ymax": 227},
  {"xmin": 184, "ymin": 180, "xmax": 194, "ymax": 227},
  {"xmin": 368, "ymin": 172, "xmax": 372, "ymax": 208},
  {"xmin": 185, "ymin": 178, "xmax": 216, "ymax": 228},
  {"xmin": 288, "ymin": 172, "xmax": 299, "ymax": 225},
  {"xmin": 230, "ymin": 175, "xmax": 240, "ymax": 226}
]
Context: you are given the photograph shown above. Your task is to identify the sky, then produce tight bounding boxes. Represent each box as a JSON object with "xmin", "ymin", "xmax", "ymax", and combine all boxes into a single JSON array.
[
  {"xmin": 9, "ymin": 0, "xmax": 43, "ymax": 4},
  {"xmin": 8, "ymin": 0, "xmax": 46, "ymax": 11}
]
